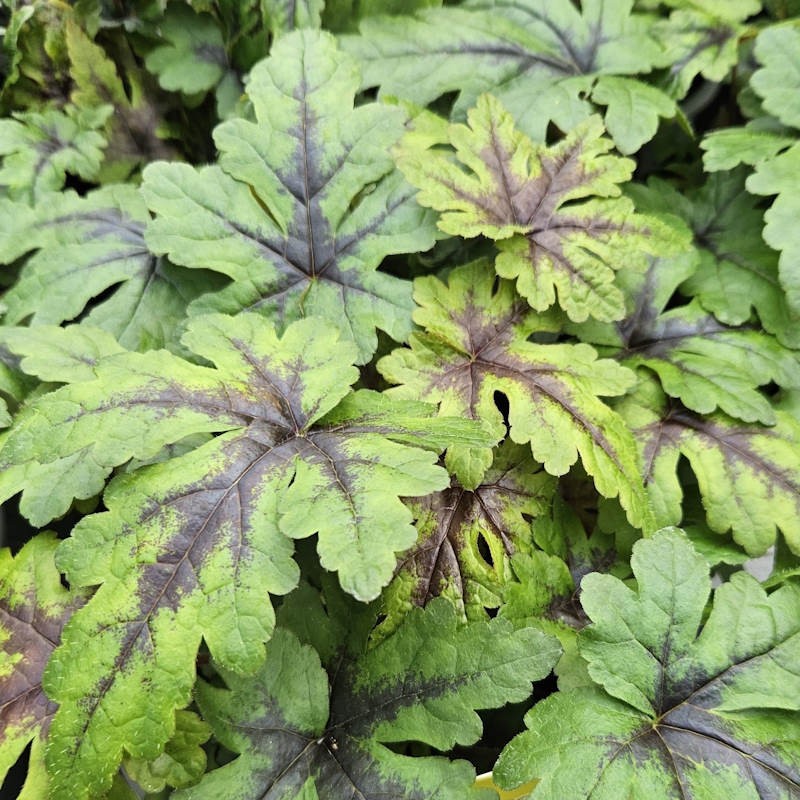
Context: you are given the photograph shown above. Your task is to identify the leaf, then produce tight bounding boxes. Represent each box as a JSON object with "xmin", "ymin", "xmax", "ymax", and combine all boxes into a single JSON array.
[
  {"xmin": 618, "ymin": 375, "xmax": 800, "ymax": 556},
  {"xmin": 262, "ymin": 0, "xmax": 324, "ymax": 36},
  {"xmin": 382, "ymin": 442, "xmax": 555, "ymax": 631},
  {"xmin": 8, "ymin": 314, "xmax": 485, "ymax": 799},
  {"xmin": 701, "ymin": 127, "xmax": 795, "ymax": 172},
  {"xmin": 0, "ymin": 185, "xmax": 221, "ymax": 351},
  {"xmin": 143, "ymin": 5, "xmax": 228, "ymax": 95},
  {"xmin": 494, "ymin": 528, "xmax": 800, "ymax": 799},
  {"xmin": 396, "ymin": 95, "xmax": 673, "ymax": 323},
  {"xmin": 630, "ymin": 171, "xmax": 800, "ymax": 347},
  {"xmin": 142, "ymin": 29, "xmax": 437, "ymax": 364},
  {"xmin": 123, "ymin": 710, "xmax": 212, "ymax": 792},
  {"xmin": 176, "ymin": 601, "xmax": 561, "ymax": 799},
  {"xmin": 600, "ymin": 245, "xmax": 800, "ymax": 424},
  {"xmin": 378, "ymin": 261, "xmax": 654, "ymax": 530},
  {"xmin": 0, "ymin": 105, "xmax": 110, "ymax": 202},
  {"xmin": 0, "ymin": 533, "xmax": 87, "ymax": 792},
  {"xmin": 342, "ymin": 0, "xmax": 670, "ymax": 153},
  {"xmin": 750, "ymin": 22, "xmax": 800, "ymax": 130}
]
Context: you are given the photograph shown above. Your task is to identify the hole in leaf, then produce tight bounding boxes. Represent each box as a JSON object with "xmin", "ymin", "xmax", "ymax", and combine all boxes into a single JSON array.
[{"xmin": 477, "ymin": 532, "xmax": 494, "ymax": 567}]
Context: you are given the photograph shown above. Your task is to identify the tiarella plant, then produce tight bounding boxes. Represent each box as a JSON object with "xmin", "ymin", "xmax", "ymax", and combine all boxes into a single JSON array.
[{"xmin": 0, "ymin": 2, "xmax": 798, "ymax": 799}]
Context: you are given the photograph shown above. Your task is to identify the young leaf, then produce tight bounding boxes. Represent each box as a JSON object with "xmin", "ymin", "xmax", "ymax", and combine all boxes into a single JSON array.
[
  {"xmin": 0, "ymin": 105, "xmax": 109, "ymax": 202},
  {"xmin": 383, "ymin": 442, "xmax": 555, "ymax": 630},
  {"xmin": 343, "ymin": 0, "xmax": 671, "ymax": 153},
  {"xmin": 379, "ymin": 262, "xmax": 654, "ymax": 530},
  {"xmin": 176, "ymin": 601, "xmax": 561, "ymax": 799},
  {"xmin": 396, "ymin": 95, "xmax": 670, "ymax": 323},
  {"xmin": 618, "ymin": 375, "xmax": 800, "ymax": 556},
  {"xmin": 143, "ymin": 29, "xmax": 437, "ymax": 363},
  {"xmin": 0, "ymin": 185, "xmax": 221, "ymax": 351},
  {"xmin": 494, "ymin": 528, "xmax": 800, "ymax": 799},
  {"xmin": 262, "ymin": 0, "xmax": 324, "ymax": 36},
  {"xmin": 0, "ymin": 533, "xmax": 87, "ymax": 793}
]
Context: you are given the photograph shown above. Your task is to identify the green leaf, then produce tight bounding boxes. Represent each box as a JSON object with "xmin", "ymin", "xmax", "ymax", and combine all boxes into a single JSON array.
[
  {"xmin": 701, "ymin": 127, "xmax": 795, "ymax": 171},
  {"xmin": 143, "ymin": 5, "xmax": 228, "ymax": 95},
  {"xmin": 0, "ymin": 533, "xmax": 87, "ymax": 793},
  {"xmin": 0, "ymin": 105, "xmax": 109, "ymax": 202},
  {"xmin": 379, "ymin": 261, "xmax": 654, "ymax": 530},
  {"xmin": 123, "ymin": 710, "xmax": 212, "ymax": 792},
  {"xmin": 382, "ymin": 442, "xmax": 555, "ymax": 632},
  {"xmin": 631, "ymin": 171, "xmax": 800, "ymax": 347},
  {"xmin": 10, "ymin": 314, "xmax": 484, "ymax": 799},
  {"xmin": 143, "ymin": 29, "xmax": 437, "ymax": 364},
  {"xmin": 342, "ymin": 0, "xmax": 669, "ymax": 152},
  {"xmin": 595, "ymin": 243, "xmax": 800, "ymax": 424},
  {"xmin": 750, "ymin": 22, "xmax": 800, "ymax": 129},
  {"xmin": 176, "ymin": 601, "xmax": 561, "ymax": 799},
  {"xmin": 262, "ymin": 0, "xmax": 324, "ymax": 36},
  {"xmin": 618, "ymin": 375, "xmax": 800, "ymax": 556},
  {"xmin": 397, "ymin": 95, "xmax": 673, "ymax": 322},
  {"xmin": 0, "ymin": 185, "xmax": 221, "ymax": 351},
  {"xmin": 494, "ymin": 528, "xmax": 800, "ymax": 799}
]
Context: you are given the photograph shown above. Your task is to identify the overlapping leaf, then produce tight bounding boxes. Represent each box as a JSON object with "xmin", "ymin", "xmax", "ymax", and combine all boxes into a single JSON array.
[
  {"xmin": 175, "ymin": 601, "xmax": 560, "ymax": 800},
  {"xmin": 0, "ymin": 184, "xmax": 222, "ymax": 351},
  {"xmin": 379, "ymin": 261, "xmax": 653, "ymax": 529},
  {"xmin": 582, "ymin": 240, "xmax": 800, "ymax": 424},
  {"xmin": 0, "ymin": 105, "xmax": 109, "ymax": 202},
  {"xmin": 618, "ymin": 375, "xmax": 800, "ymax": 556},
  {"xmin": 343, "ymin": 0, "xmax": 674, "ymax": 153},
  {"xmin": 143, "ymin": 29, "xmax": 437, "ymax": 363},
  {"xmin": 1, "ymin": 314, "xmax": 485, "ymax": 799},
  {"xmin": 382, "ymin": 442, "xmax": 555, "ymax": 630},
  {"xmin": 494, "ymin": 529, "xmax": 800, "ymax": 799},
  {"xmin": 396, "ymin": 95, "xmax": 672, "ymax": 323},
  {"xmin": 0, "ymin": 533, "xmax": 87, "ymax": 797}
]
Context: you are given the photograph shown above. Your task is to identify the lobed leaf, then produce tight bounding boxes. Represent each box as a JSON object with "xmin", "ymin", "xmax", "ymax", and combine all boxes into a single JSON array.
[
  {"xmin": 143, "ymin": 29, "xmax": 437, "ymax": 363},
  {"xmin": 495, "ymin": 528, "xmax": 800, "ymax": 799},
  {"xmin": 176, "ymin": 601, "xmax": 560, "ymax": 799},
  {"xmin": 379, "ymin": 261, "xmax": 654, "ymax": 529},
  {"xmin": 397, "ymin": 95, "xmax": 673, "ymax": 322}
]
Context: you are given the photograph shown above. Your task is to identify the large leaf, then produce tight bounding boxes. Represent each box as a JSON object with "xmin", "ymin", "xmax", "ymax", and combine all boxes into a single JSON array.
[
  {"xmin": 618, "ymin": 375, "xmax": 800, "ymax": 556},
  {"xmin": 0, "ymin": 533, "xmax": 87, "ymax": 797},
  {"xmin": 494, "ymin": 528, "xmax": 800, "ymax": 799},
  {"xmin": 343, "ymin": 0, "xmax": 673, "ymax": 153},
  {"xmin": 382, "ymin": 442, "xmax": 556, "ymax": 631},
  {"xmin": 378, "ymin": 261, "xmax": 654, "ymax": 530},
  {"xmin": 0, "ymin": 185, "xmax": 222, "ymax": 351},
  {"xmin": 396, "ymin": 95, "xmax": 673, "ymax": 323},
  {"xmin": 176, "ymin": 601, "xmax": 561, "ymax": 800},
  {"xmin": 3, "ymin": 314, "xmax": 486, "ymax": 799},
  {"xmin": 142, "ymin": 29, "xmax": 437, "ymax": 363}
]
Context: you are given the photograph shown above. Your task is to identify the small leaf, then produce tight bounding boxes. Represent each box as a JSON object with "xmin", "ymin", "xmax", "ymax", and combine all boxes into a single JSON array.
[
  {"xmin": 494, "ymin": 528, "xmax": 800, "ymax": 799},
  {"xmin": 177, "ymin": 601, "xmax": 561, "ymax": 799},
  {"xmin": 262, "ymin": 0, "xmax": 324, "ymax": 36},
  {"xmin": 396, "ymin": 95, "xmax": 674, "ymax": 322}
]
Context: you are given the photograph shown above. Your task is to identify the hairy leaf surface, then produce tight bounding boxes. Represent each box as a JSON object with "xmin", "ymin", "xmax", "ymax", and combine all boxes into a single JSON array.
[
  {"xmin": 0, "ymin": 185, "xmax": 221, "ymax": 351},
  {"xmin": 143, "ymin": 29, "xmax": 436, "ymax": 363},
  {"xmin": 494, "ymin": 528, "xmax": 800, "ymax": 799},
  {"xmin": 343, "ymin": 0, "xmax": 672, "ymax": 153},
  {"xmin": 379, "ymin": 262, "xmax": 653, "ymax": 529},
  {"xmin": 177, "ymin": 601, "xmax": 560, "ymax": 799},
  {"xmin": 397, "ymin": 96, "xmax": 669, "ymax": 322},
  {"xmin": 0, "ymin": 533, "xmax": 87, "ymax": 794},
  {"xmin": 17, "ymin": 314, "xmax": 485, "ymax": 799},
  {"xmin": 618, "ymin": 376, "xmax": 800, "ymax": 556}
]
